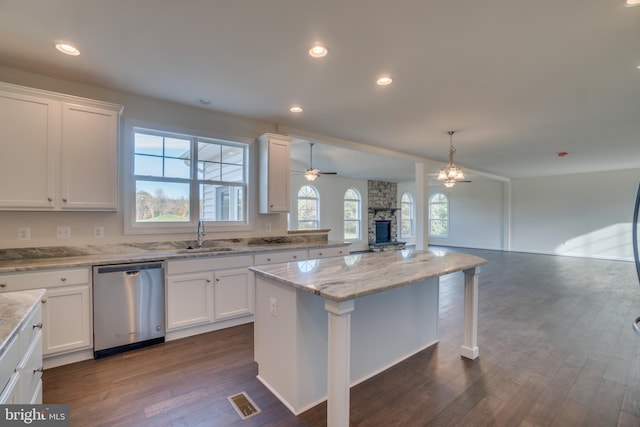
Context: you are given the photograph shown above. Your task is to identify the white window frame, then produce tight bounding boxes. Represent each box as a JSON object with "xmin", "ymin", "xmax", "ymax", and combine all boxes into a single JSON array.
[
  {"xmin": 400, "ymin": 192, "xmax": 415, "ymax": 239},
  {"xmin": 343, "ymin": 188, "xmax": 362, "ymax": 241},
  {"xmin": 123, "ymin": 120, "xmax": 252, "ymax": 235},
  {"xmin": 429, "ymin": 193, "xmax": 449, "ymax": 237},
  {"xmin": 297, "ymin": 184, "xmax": 320, "ymax": 230}
]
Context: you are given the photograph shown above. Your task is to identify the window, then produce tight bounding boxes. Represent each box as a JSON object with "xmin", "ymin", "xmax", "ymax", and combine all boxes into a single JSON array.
[
  {"xmin": 343, "ymin": 188, "xmax": 361, "ymax": 240},
  {"xmin": 400, "ymin": 192, "xmax": 414, "ymax": 238},
  {"xmin": 297, "ymin": 185, "xmax": 319, "ymax": 230},
  {"xmin": 429, "ymin": 193, "xmax": 449, "ymax": 237},
  {"xmin": 132, "ymin": 128, "xmax": 248, "ymax": 229}
]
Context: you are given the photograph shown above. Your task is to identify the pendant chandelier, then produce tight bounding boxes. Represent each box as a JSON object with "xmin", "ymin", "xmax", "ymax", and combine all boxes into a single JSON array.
[{"xmin": 437, "ymin": 131, "xmax": 465, "ymax": 188}]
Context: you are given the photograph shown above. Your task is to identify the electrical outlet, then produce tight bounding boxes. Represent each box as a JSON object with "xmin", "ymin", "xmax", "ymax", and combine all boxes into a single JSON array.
[
  {"xmin": 94, "ymin": 226, "xmax": 104, "ymax": 238},
  {"xmin": 265, "ymin": 223, "xmax": 272, "ymax": 231},
  {"xmin": 56, "ymin": 226, "xmax": 71, "ymax": 239},
  {"xmin": 269, "ymin": 297, "xmax": 278, "ymax": 317},
  {"xmin": 18, "ymin": 227, "xmax": 31, "ymax": 240}
]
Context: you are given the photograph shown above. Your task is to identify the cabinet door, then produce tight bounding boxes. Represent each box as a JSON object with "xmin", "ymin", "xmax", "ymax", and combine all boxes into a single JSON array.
[
  {"xmin": 42, "ymin": 284, "xmax": 92, "ymax": 355},
  {"xmin": 60, "ymin": 102, "xmax": 118, "ymax": 210},
  {"xmin": 259, "ymin": 134, "xmax": 291, "ymax": 213},
  {"xmin": 214, "ymin": 268, "xmax": 253, "ymax": 320},
  {"xmin": 0, "ymin": 90, "xmax": 58, "ymax": 209},
  {"xmin": 167, "ymin": 272, "xmax": 214, "ymax": 330}
]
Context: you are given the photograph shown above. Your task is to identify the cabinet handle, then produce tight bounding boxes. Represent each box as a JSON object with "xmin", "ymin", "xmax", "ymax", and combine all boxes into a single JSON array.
[
  {"xmin": 318, "ymin": 253, "xmax": 323, "ymax": 256},
  {"xmin": 216, "ymin": 278, "xmax": 220, "ymax": 282},
  {"xmin": 41, "ymin": 298, "xmax": 47, "ymax": 304},
  {"xmin": 33, "ymin": 322, "xmax": 43, "ymax": 329},
  {"xmin": 270, "ymin": 204, "xmax": 274, "ymax": 208},
  {"xmin": 206, "ymin": 279, "xmax": 211, "ymax": 283},
  {"xmin": 0, "ymin": 283, "xmax": 6, "ymax": 288},
  {"xmin": 293, "ymin": 255, "xmax": 297, "ymax": 259},
  {"xmin": 62, "ymin": 198, "xmax": 68, "ymax": 203},
  {"xmin": 33, "ymin": 367, "xmax": 44, "ymax": 373},
  {"xmin": 339, "ymin": 251, "xmax": 343, "ymax": 254},
  {"xmin": 47, "ymin": 197, "xmax": 53, "ymax": 202},
  {"xmin": 267, "ymin": 258, "xmax": 271, "ymax": 262},
  {"xmin": 60, "ymin": 277, "xmax": 67, "ymax": 282}
]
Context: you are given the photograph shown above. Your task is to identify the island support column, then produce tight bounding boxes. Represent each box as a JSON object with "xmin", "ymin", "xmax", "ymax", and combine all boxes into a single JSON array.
[
  {"xmin": 324, "ymin": 298, "xmax": 355, "ymax": 427},
  {"xmin": 461, "ymin": 267, "xmax": 480, "ymax": 359}
]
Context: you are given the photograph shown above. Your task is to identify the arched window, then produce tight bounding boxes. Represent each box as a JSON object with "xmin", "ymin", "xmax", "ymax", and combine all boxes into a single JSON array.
[
  {"xmin": 343, "ymin": 188, "xmax": 361, "ymax": 240},
  {"xmin": 297, "ymin": 185, "xmax": 319, "ymax": 230},
  {"xmin": 400, "ymin": 192, "xmax": 414, "ymax": 238},
  {"xmin": 429, "ymin": 193, "xmax": 449, "ymax": 237}
]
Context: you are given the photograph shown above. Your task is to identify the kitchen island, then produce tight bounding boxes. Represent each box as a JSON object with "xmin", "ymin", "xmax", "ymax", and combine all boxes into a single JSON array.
[{"xmin": 250, "ymin": 249, "xmax": 487, "ymax": 427}]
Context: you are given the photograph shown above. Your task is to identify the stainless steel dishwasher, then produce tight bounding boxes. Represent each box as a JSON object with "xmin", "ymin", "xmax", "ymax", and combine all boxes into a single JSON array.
[{"xmin": 93, "ymin": 262, "xmax": 165, "ymax": 358}]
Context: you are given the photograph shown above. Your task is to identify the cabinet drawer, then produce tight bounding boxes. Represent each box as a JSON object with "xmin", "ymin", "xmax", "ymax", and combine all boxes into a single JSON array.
[
  {"xmin": 18, "ymin": 303, "xmax": 43, "ymax": 355},
  {"xmin": 17, "ymin": 329, "xmax": 42, "ymax": 404},
  {"xmin": 0, "ymin": 268, "xmax": 89, "ymax": 292},
  {"xmin": 167, "ymin": 255, "xmax": 253, "ymax": 275},
  {"xmin": 0, "ymin": 335, "xmax": 19, "ymax": 396},
  {"xmin": 308, "ymin": 246, "xmax": 349, "ymax": 259},
  {"xmin": 0, "ymin": 372, "xmax": 20, "ymax": 404},
  {"xmin": 254, "ymin": 250, "xmax": 308, "ymax": 265}
]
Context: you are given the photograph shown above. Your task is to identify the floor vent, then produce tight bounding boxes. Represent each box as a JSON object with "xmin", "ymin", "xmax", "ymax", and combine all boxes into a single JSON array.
[{"xmin": 228, "ymin": 391, "xmax": 261, "ymax": 420}]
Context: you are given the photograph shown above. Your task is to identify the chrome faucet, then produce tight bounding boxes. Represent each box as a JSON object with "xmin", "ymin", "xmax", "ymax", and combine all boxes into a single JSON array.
[{"xmin": 197, "ymin": 219, "xmax": 206, "ymax": 248}]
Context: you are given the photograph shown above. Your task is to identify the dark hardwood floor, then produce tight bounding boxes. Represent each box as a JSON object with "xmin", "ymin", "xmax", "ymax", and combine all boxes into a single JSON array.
[{"xmin": 44, "ymin": 248, "xmax": 640, "ymax": 426}]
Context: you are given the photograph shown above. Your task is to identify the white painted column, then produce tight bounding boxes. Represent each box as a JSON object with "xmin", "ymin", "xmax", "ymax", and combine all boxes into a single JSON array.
[
  {"xmin": 460, "ymin": 267, "xmax": 480, "ymax": 359},
  {"xmin": 414, "ymin": 161, "xmax": 429, "ymax": 250},
  {"xmin": 324, "ymin": 298, "xmax": 355, "ymax": 427}
]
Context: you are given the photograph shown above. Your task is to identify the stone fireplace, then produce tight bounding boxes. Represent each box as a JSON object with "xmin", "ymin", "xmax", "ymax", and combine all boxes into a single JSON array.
[{"xmin": 368, "ymin": 180, "xmax": 406, "ymax": 251}]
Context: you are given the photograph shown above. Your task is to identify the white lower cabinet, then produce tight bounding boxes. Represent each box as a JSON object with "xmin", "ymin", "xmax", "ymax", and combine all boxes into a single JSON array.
[
  {"xmin": 166, "ymin": 256, "xmax": 254, "ymax": 335},
  {"xmin": 167, "ymin": 272, "xmax": 214, "ymax": 330},
  {"xmin": 0, "ymin": 268, "xmax": 93, "ymax": 359},
  {"xmin": 0, "ymin": 293, "xmax": 44, "ymax": 404},
  {"xmin": 214, "ymin": 268, "xmax": 254, "ymax": 320},
  {"xmin": 42, "ymin": 284, "xmax": 92, "ymax": 355}
]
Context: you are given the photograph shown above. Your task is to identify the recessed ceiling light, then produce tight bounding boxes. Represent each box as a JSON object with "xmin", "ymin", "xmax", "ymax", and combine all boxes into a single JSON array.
[
  {"xmin": 55, "ymin": 43, "xmax": 80, "ymax": 56},
  {"xmin": 625, "ymin": 0, "xmax": 640, "ymax": 6},
  {"xmin": 290, "ymin": 105, "xmax": 303, "ymax": 113},
  {"xmin": 376, "ymin": 76, "xmax": 393, "ymax": 86},
  {"xmin": 308, "ymin": 44, "xmax": 328, "ymax": 58}
]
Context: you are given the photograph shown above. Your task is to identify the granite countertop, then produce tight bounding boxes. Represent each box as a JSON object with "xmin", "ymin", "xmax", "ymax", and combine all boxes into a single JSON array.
[
  {"xmin": 0, "ymin": 238, "xmax": 351, "ymax": 273},
  {"xmin": 0, "ymin": 289, "xmax": 45, "ymax": 355},
  {"xmin": 250, "ymin": 249, "xmax": 487, "ymax": 302}
]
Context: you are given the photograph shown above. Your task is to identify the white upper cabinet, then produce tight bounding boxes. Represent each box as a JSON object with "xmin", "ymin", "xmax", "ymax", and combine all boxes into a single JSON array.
[
  {"xmin": 0, "ymin": 90, "xmax": 58, "ymax": 209},
  {"xmin": 60, "ymin": 103, "xmax": 119, "ymax": 210},
  {"xmin": 258, "ymin": 133, "xmax": 291, "ymax": 213},
  {"xmin": 0, "ymin": 82, "xmax": 122, "ymax": 211}
]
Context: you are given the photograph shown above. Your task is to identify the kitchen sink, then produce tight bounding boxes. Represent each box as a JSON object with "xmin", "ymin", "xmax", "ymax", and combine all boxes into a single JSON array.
[{"xmin": 177, "ymin": 246, "xmax": 236, "ymax": 254}]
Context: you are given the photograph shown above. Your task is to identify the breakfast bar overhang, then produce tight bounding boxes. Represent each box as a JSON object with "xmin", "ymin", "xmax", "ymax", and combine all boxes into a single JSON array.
[{"xmin": 250, "ymin": 249, "xmax": 487, "ymax": 427}]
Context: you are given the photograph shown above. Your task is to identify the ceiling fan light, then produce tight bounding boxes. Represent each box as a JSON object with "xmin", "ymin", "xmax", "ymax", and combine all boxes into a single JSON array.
[
  {"xmin": 455, "ymin": 170, "xmax": 465, "ymax": 180},
  {"xmin": 444, "ymin": 179, "xmax": 456, "ymax": 188},
  {"xmin": 437, "ymin": 168, "xmax": 447, "ymax": 180},
  {"xmin": 304, "ymin": 171, "xmax": 318, "ymax": 181}
]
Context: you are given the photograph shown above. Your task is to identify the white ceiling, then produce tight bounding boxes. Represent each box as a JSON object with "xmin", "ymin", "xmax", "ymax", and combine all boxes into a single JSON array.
[{"xmin": 1, "ymin": 1, "xmax": 639, "ymax": 183}]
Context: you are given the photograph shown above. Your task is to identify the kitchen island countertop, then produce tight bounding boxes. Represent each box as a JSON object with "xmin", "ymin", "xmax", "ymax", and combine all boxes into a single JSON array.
[
  {"xmin": 250, "ymin": 249, "xmax": 486, "ymax": 302},
  {"xmin": 0, "ymin": 289, "xmax": 45, "ymax": 355}
]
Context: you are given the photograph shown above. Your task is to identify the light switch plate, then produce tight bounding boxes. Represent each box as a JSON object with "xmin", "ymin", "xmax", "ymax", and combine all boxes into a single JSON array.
[{"xmin": 94, "ymin": 226, "xmax": 104, "ymax": 238}]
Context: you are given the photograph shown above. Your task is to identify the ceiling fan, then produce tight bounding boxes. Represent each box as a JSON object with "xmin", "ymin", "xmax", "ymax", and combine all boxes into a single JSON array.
[{"xmin": 299, "ymin": 142, "xmax": 337, "ymax": 181}]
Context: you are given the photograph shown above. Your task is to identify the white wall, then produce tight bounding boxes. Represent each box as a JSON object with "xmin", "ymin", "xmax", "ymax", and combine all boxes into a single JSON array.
[
  {"xmin": 427, "ymin": 180, "xmax": 507, "ymax": 251},
  {"xmin": 289, "ymin": 160, "xmax": 369, "ymax": 251},
  {"xmin": 511, "ymin": 169, "xmax": 639, "ymax": 261},
  {"xmin": 0, "ymin": 65, "xmax": 288, "ymax": 248}
]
